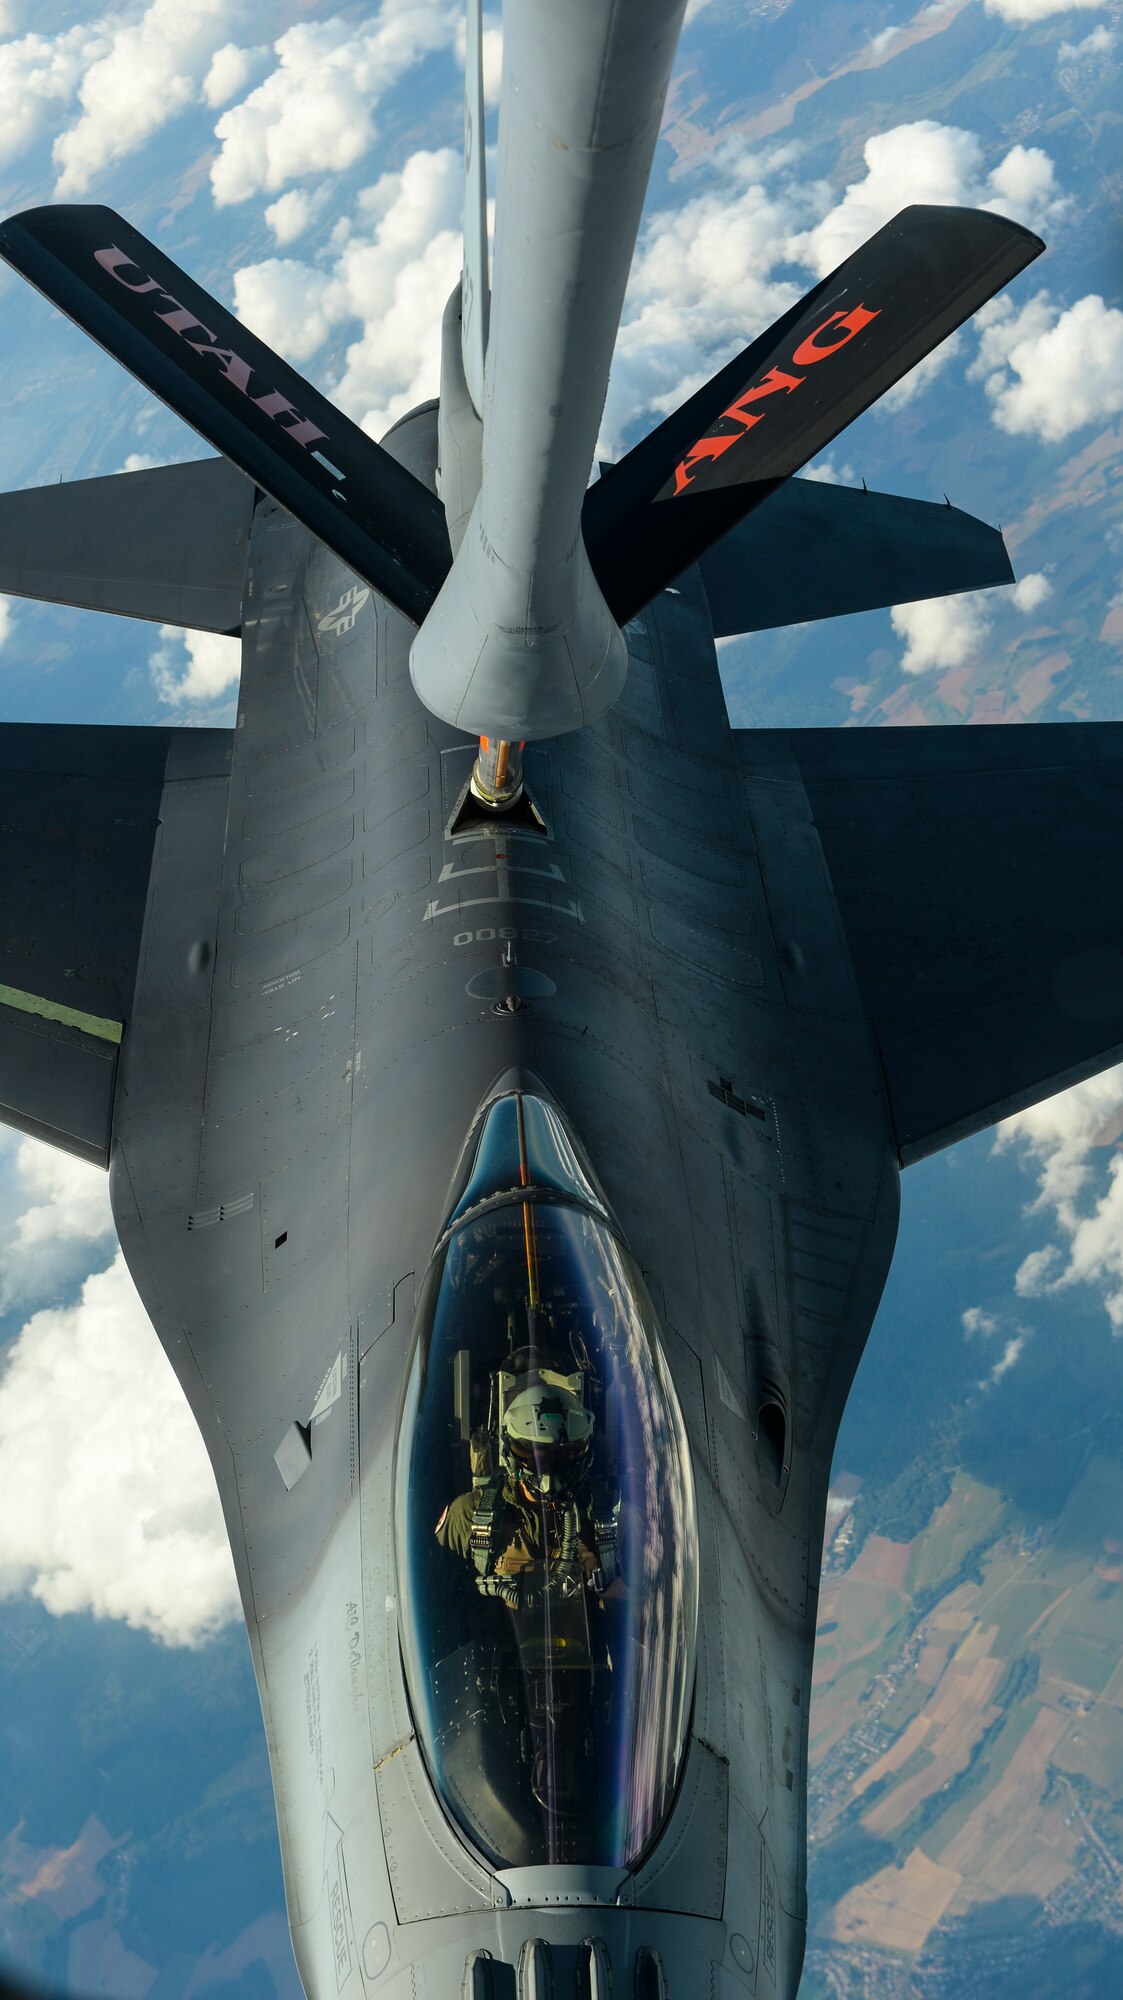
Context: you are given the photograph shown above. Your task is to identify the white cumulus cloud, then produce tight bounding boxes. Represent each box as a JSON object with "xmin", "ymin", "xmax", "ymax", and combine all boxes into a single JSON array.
[
  {"xmin": 605, "ymin": 149, "xmax": 806, "ymax": 454},
  {"xmin": 329, "ymin": 149, "xmax": 464, "ymax": 434},
  {"xmin": 1011, "ymin": 570, "xmax": 1052, "ymax": 612},
  {"xmin": 962, "ymin": 1304, "xmax": 1029, "ymax": 1384},
  {"xmin": 53, "ymin": 0, "xmax": 243, "ymax": 198},
  {"xmin": 0, "ymin": 595, "xmax": 14, "ymax": 652},
  {"xmin": 891, "ymin": 591, "xmax": 995, "ymax": 675},
  {"xmin": 802, "ymin": 455, "xmax": 859, "ymax": 486},
  {"xmin": 1058, "ymin": 24, "xmax": 1115, "ymax": 60},
  {"xmin": 986, "ymin": 142, "xmax": 1068, "ymax": 229},
  {"xmin": 988, "ymin": 1334, "xmax": 1026, "ymax": 1384},
  {"xmin": 996, "ymin": 1065, "xmax": 1123, "ymax": 1330},
  {"xmin": 785, "ymin": 125, "xmax": 1064, "ymax": 283},
  {"xmin": 0, "ymin": 1136, "xmax": 115, "ymax": 1313},
  {"xmin": 264, "ymin": 186, "xmax": 331, "ymax": 246},
  {"xmin": 150, "ymin": 626, "xmax": 241, "ymax": 707},
  {"xmin": 0, "ymin": 1247, "xmax": 239, "ymax": 1646},
  {"xmin": 231, "ymin": 146, "xmax": 463, "ymax": 439},
  {"xmin": 786, "ymin": 122, "xmax": 986, "ymax": 276},
  {"xmin": 891, "ymin": 566, "xmax": 1054, "ymax": 675},
  {"xmin": 985, "ymin": 0, "xmax": 1104, "ymax": 19},
  {"xmin": 233, "ymin": 255, "xmax": 338, "ymax": 360},
  {"xmin": 202, "ymin": 40, "xmax": 261, "ymax": 110},
  {"xmin": 970, "ymin": 290, "xmax": 1123, "ymax": 443},
  {"xmin": 0, "ymin": 24, "xmax": 109, "ymax": 172},
  {"xmin": 210, "ymin": 5, "xmax": 457, "ymax": 208}
]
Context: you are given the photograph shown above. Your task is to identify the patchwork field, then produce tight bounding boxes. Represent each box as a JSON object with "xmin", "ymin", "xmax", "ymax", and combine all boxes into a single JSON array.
[{"xmin": 809, "ymin": 1459, "xmax": 1123, "ymax": 1960}]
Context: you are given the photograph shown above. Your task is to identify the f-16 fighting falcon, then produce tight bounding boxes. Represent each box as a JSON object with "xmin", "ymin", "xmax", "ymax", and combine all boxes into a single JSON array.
[{"xmin": 0, "ymin": 2, "xmax": 1120, "ymax": 1996}]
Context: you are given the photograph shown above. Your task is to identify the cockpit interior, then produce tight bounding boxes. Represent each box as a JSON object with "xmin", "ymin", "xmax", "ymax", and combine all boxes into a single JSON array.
[{"xmin": 395, "ymin": 1086, "xmax": 699, "ymax": 1869}]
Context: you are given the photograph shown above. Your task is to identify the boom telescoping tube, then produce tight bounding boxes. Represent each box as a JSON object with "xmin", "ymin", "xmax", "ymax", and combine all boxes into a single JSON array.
[{"xmin": 410, "ymin": 0, "xmax": 689, "ymax": 743}]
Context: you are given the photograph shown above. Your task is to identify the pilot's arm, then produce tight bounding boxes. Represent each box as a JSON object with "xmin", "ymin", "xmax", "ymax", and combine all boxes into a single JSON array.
[{"xmin": 434, "ymin": 1490, "xmax": 477, "ymax": 1560}]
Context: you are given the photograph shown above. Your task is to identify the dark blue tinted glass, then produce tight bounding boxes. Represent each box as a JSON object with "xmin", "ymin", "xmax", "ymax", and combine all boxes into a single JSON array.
[
  {"xmin": 396, "ymin": 1196, "xmax": 698, "ymax": 1870},
  {"xmin": 448, "ymin": 1092, "xmax": 605, "ymax": 1224},
  {"xmin": 520, "ymin": 1096, "xmax": 604, "ymax": 1210},
  {"xmin": 447, "ymin": 1094, "xmax": 523, "ymax": 1222}
]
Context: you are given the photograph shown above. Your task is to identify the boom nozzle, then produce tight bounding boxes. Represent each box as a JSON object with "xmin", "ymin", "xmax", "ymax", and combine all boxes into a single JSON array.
[{"xmin": 471, "ymin": 737, "xmax": 525, "ymax": 810}]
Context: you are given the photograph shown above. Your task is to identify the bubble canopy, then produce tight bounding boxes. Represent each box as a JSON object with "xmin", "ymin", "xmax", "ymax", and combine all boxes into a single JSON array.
[{"xmin": 394, "ymin": 1088, "xmax": 699, "ymax": 1870}]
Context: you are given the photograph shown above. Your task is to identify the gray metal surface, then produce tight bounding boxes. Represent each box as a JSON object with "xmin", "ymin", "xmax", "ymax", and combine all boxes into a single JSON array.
[
  {"xmin": 460, "ymin": 0, "xmax": 490, "ymax": 419},
  {"xmin": 697, "ymin": 478, "xmax": 1013, "ymax": 635},
  {"xmin": 410, "ymin": 0, "xmax": 687, "ymax": 739},
  {"xmin": 0, "ymin": 13, "xmax": 1102, "ymax": 1994},
  {"xmin": 6, "ymin": 412, "xmax": 1121, "ymax": 1996},
  {"xmin": 0, "ymin": 722, "xmax": 231, "ymax": 1162},
  {"xmin": 747, "ymin": 723, "xmax": 1123, "ymax": 1161},
  {"xmin": 101, "ymin": 406, "xmax": 900, "ymax": 1999},
  {"xmin": 0, "ymin": 457, "xmax": 253, "ymax": 630}
]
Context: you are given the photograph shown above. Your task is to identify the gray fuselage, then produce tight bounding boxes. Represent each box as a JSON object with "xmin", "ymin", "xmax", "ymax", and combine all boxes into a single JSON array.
[{"xmin": 108, "ymin": 408, "xmax": 899, "ymax": 2000}]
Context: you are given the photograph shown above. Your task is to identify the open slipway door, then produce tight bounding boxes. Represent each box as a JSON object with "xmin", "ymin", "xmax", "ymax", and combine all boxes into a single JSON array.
[{"xmin": 394, "ymin": 1087, "xmax": 699, "ymax": 1870}]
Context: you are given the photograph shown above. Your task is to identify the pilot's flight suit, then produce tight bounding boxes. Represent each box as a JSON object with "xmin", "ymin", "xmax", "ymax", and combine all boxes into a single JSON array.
[{"xmin": 435, "ymin": 1479, "xmax": 601, "ymax": 1585}]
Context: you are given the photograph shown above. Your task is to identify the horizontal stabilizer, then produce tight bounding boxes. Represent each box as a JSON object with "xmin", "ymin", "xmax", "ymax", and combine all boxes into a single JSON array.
[
  {"xmin": 586, "ymin": 205, "xmax": 1043, "ymax": 623},
  {"xmin": 0, "ymin": 724, "xmax": 231, "ymax": 1166},
  {"xmin": 0, "ymin": 456, "xmax": 252, "ymax": 632},
  {"xmin": 0, "ymin": 205, "xmax": 452, "ymax": 624},
  {"xmin": 698, "ymin": 478, "xmax": 1013, "ymax": 636},
  {"xmin": 736, "ymin": 724, "xmax": 1123, "ymax": 1165}
]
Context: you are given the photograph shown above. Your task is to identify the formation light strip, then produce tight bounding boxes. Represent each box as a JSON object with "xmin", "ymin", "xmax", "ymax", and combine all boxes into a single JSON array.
[{"xmin": 0, "ymin": 981, "xmax": 122, "ymax": 1045}]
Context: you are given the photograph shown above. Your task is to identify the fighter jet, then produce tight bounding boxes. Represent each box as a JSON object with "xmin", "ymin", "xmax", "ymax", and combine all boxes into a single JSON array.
[{"xmin": 0, "ymin": 2, "xmax": 1120, "ymax": 1996}]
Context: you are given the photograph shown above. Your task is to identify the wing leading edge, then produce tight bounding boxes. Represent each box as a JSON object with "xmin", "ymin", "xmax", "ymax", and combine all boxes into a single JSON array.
[{"xmin": 735, "ymin": 724, "xmax": 1123, "ymax": 1164}]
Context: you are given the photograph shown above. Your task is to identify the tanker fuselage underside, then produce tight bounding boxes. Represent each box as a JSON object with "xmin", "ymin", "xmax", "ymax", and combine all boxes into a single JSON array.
[{"xmin": 109, "ymin": 411, "xmax": 899, "ymax": 2000}]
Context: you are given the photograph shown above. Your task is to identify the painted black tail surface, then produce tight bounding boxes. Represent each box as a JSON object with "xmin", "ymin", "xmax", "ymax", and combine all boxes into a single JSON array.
[{"xmin": 585, "ymin": 204, "xmax": 1043, "ymax": 621}]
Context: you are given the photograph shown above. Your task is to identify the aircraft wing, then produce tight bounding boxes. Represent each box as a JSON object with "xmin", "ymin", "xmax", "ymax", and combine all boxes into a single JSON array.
[
  {"xmin": 0, "ymin": 724, "xmax": 231, "ymax": 1165},
  {"xmin": 0, "ymin": 457, "xmax": 253, "ymax": 632},
  {"xmin": 736, "ymin": 724, "xmax": 1123, "ymax": 1163},
  {"xmin": 697, "ymin": 478, "xmax": 1012, "ymax": 635}
]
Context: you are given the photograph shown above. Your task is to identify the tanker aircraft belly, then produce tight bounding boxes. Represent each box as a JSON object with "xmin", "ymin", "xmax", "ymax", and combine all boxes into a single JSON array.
[
  {"xmin": 106, "ymin": 436, "xmax": 901, "ymax": 2000},
  {"xmin": 2, "ymin": 4, "xmax": 1123, "ymax": 1998}
]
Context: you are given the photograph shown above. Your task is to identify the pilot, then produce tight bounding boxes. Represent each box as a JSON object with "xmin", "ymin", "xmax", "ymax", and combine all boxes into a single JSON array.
[{"xmin": 435, "ymin": 1379, "xmax": 620, "ymax": 1603}]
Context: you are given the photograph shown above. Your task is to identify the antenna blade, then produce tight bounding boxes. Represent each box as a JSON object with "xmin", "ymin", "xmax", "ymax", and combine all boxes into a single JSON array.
[{"xmin": 461, "ymin": 0, "xmax": 490, "ymax": 417}]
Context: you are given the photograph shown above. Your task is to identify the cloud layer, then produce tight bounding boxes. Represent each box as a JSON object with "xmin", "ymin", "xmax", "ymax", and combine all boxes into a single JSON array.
[
  {"xmin": 0, "ymin": 1248, "xmax": 239, "ymax": 1645},
  {"xmin": 233, "ymin": 147, "xmax": 463, "ymax": 438},
  {"xmin": 210, "ymin": 6, "xmax": 457, "ymax": 208},
  {"xmin": 0, "ymin": 1134, "xmax": 115, "ymax": 1312},
  {"xmin": 995, "ymin": 1066, "xmax": 1123, "ymax": 1331},
  {"xmin": 889, "ymin": 570, "xmax": 1051, "ymax": 675},
  {"xmin": 970, "ymin": 291, "xmax": 1123, "ymax": 442},
  {"xmin": 149, "ymin": 625, "xmax": 241, "ymax": 707},
  {"xmin": 0, "ymin": 1138, "xmax": 237, "ymax": 1648},
  {"xmin": 53, "ymin": 0, "xmax": 239, "ymax": 197},
  {"xmin": 984, "ymin": 0, "xmax": 1104, "ymax": 19}
]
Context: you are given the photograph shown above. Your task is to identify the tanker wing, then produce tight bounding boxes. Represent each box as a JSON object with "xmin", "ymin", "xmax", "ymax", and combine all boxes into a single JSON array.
[
  {"xmin": 0, "ymin": 204, "xmax": 452, "ymax": 626},
  {"xmin": 736, "ymin": 722, "xmax": 1123, "ymax": 1165}
]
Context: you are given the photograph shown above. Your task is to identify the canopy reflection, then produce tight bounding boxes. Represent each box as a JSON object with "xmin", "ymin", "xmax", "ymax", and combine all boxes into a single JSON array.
[{"xmin": 395, "ymin": 1089, "xmax": 699, "ymax": 1870}]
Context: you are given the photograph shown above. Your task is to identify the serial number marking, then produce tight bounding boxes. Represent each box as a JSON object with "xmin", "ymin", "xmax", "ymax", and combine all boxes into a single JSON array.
[{"xmin": 453, "ymin": 925, "xmax": 557, "ymax": 948}]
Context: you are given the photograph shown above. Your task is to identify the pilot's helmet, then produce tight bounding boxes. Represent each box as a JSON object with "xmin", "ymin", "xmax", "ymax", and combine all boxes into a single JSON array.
[{"xmin": 501, "ymin": 1383, "xmax": 594, "ymax": 1499}]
